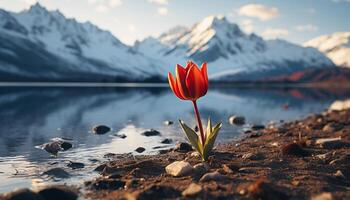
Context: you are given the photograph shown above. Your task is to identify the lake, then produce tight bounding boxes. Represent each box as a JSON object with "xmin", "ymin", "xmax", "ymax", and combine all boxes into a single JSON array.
[{"xmin": 0, "ymin": 85, "xmax": 349, "ymax": 193}]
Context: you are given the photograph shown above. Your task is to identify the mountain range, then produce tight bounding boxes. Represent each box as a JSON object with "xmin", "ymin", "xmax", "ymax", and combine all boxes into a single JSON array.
[{"xmin": 0, "ymin": 3, "xmax": 346, "ymax": 82}]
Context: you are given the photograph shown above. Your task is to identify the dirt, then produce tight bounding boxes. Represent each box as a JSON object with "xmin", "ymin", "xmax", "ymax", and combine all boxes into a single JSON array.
[{"xmin": 2, "ymin": 109, "xmax": 350, "ymax": 200}]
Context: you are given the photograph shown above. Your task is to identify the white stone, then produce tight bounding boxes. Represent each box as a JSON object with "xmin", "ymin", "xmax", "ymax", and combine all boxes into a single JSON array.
[
  {"xmin": 182, "ymin": 183, "xmax": 202, "ymax": 197},
  {"xmin": 311, "ymin": 192, "xmax": 333, "ymax": 200},
  {"xmin": 165, "ymin": 161, "xmax": 193, "ymax": 177}
]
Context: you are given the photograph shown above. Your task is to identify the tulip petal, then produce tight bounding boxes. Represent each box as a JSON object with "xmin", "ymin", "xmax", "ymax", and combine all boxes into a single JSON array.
[
  {"xmin": 201, "ymin": 62, "xmax": 208, "ymax": 93},
  {"xmin": 185, "ymin": 64, "xmax": 206, "ymax": 100},
  {"xmin": 168, "ymin": 72, "xmax": 185, "ymax": 100},
  {"xmin": 176, "ymin": 64, "xmax": 190, "ymax": 99},
  {"xmin": 186, "ymin": 60, "xmax": 197, "ymax": 71}
]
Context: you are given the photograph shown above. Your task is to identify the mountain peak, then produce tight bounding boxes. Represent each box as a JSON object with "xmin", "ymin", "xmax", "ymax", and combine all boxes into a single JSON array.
[{"xmin": 28, "ymin": 2, "xmax": 48, "ymax": 13}]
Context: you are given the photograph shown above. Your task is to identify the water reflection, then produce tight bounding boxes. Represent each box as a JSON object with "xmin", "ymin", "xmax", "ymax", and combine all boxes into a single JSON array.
[{"xmin": 0, "ymin": 86, "xmax": 349, "ymax": 192}]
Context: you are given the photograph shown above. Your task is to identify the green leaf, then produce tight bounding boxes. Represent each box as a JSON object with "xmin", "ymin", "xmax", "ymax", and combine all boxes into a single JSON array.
[
  {"xmin": 203, "ymin": 119, "xmax": 222, "ymax": 161},
  {"xmin": 179, "ymin": 120, "xmax": 203, "ymax": 156}
]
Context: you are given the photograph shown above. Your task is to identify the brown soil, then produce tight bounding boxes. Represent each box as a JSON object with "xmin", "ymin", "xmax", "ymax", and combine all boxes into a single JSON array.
[{"xmin": 83, "ymin": 109, "xmax": 350, "ymax": 200}]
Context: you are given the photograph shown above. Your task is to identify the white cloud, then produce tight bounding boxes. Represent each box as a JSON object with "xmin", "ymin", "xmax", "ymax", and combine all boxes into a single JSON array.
[
  {"xmin": 295, "ymin": 24, "xmax": 318, "ymax": 32},
  {"xmin": 157, "ymin": 7, "xmax": 168, "ymax": 16},
  {"xmin": 88, "ymin": 0, "xmax": 98, "ymax": 4},
  {"xmin": 262, "ymin": 28, "xmax": 289, "ymax": 39},
  {"xmin": 109, "ymin": 0, "xmax": 122, "ymax": 7},
  {"xmin": 240, "ymin": 19, "xmax": 253, "ymax": 33},
  {"xmin": 148, "ymin": 0, "xmax": 168, "ymax": 5},
  {"xmin": 238, "ymin": 4, "xmax": 279, "ymax": 21}
]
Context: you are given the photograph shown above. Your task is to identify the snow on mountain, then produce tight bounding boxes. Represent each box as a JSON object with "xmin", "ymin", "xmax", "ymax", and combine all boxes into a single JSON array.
[
  {"xmin": 0, "ymin": 3, "xmax": 164, "ymax": 81},
  {"xmin": 135, "ymin": 15, "xmax": 335, "ymax": 81},
  {"xmin": 304, "ymin": 32, "xmax": 350, "ymax": 68}
]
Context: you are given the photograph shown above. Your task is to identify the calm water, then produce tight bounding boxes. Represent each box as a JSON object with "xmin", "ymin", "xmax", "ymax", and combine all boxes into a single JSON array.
[{"xmin": 0, "ymin": 85, "xmax": 349, "ymax": 193}]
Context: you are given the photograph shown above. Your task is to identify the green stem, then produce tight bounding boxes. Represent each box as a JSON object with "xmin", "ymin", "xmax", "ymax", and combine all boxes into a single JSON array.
[{"xmin": 192, "ymin": 100, "xmax": 205, "ymax": 146}]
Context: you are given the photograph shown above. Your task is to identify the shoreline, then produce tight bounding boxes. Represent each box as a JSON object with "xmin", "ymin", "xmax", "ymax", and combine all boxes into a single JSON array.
[{"xmin": 2, "ymin": 109, "xmax": 350, "ymax": 200}]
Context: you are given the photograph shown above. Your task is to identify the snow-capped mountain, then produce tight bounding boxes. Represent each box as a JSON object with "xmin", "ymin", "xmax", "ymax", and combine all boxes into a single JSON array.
[
  {"xmin": 134, "ymin": 15, "xmax": 335, "ymax": 81},
  {"xmin": 0, "ymin": 4, "xmax": 337, "ymax": 82},
  {"xmin": 0, "ymin": 3, "xmax": 164, "ymax": 81},
  {"xmin": 304, "ymin": 32, "xmax": 350, "ymax": 68}
]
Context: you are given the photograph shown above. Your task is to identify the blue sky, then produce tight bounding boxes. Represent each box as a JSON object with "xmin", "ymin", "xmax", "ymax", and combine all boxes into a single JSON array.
[{"xmin": 1, "ymin": 0, "xmax": 349, "ymax": 45}]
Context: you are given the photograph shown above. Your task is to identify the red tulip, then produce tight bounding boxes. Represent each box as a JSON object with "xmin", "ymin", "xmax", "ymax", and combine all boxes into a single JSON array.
[
  {"xmin": 168, "ymin": 61, "xmax": 209, "ymax": 146},
  {"xmin": 168, "ymin": 61, "xmax": 208, "ymax": 101}
]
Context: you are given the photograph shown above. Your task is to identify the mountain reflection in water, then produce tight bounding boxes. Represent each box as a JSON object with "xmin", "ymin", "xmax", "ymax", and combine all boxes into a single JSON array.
[{"xmin": 0, "ymin": 86, "xmax": 349, "ymax": 192}]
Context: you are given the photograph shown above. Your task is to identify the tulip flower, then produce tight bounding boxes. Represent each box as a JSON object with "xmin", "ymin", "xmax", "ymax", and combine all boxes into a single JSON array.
[{"xmin": 168, "ymin": 61, "xmax": 221, "ymax": 161}]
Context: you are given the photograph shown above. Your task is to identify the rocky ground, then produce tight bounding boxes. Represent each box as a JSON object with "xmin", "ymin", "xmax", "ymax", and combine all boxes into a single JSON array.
[{"xmin": 2, "ymin": 109, "xmax": 350, "ymax": 200}]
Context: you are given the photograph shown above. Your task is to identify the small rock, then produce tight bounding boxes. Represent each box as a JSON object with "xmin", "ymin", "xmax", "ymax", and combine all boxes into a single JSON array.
[
  {"xmin": 249, "ymin": 132, "xmax": 262, "ymax": 138},
  {"xmin": 114, "ymin": 134, "xmax": 127, "ymax": 139},
  {"xmin": 92, "ymin": 125, "xmax": 111, "ymax": 135},
  {"xmin": 194, "ymin": 126, "xmax": 199, "ymax": 132},
  {"xmin": 60, "ymin": 142, "xmax": 72, "ymax": 151},
  {"xmin": 199, "ymin": 171, "xmax": 228, "ymax": 182},
  {"xmin": 86, "ymin": 178, "xmax": 125, "ymax": 190},
  {"xmin": 311, "ymin": 192, "xmax": 333, "ymax": 200},
  {"xmin": 135, "ymin": 147, "xmax": 146, "ymax": 153},
  {"xmin": 174, "ymin": 142, "xmax": 193, "ymax": 153},
  {"xmin": 160, "ymin": 138, "xmax": 172, "ymax": 144},
  {"xmin": 334, "ymin": 170, "xmax": 346, "ymax": 179},
  {"xmin": 165, "ymin": 161, "xmax": 193, "ymax": 177},
  {"xmin": 43, "ymin": 168, "xmax": 70, "ymax": 179},
  {"xmin": 164, "ymin": 120, "xmax": 173, "ymax": 125},
  {"xmin": 141, "ymin": 129, "xmax": 161, "ymax": 136},
  {"xmin": 251, "ymin": 125, "xmax": 265, "ymax": 130},
  {"xmin": 67, "ymin": 161, "xmax": 85, "ymax": 169},
  {"xmin": 2, "ymin": 188, "xmax": 44, "ymax": 200},
  {"xmin": 229, "ymin": 116, "xmax": 245, "ymax": 125},
  {"xmin": 38, "ymin": 186, "xmax": 78, "ymax": 200},
  {"xmin": 193, "ymin": 163, "xmax": 210, "ymax": 175},
  {"xmin": 282, "ymin": 143, "xmax": 309, "ymax": 157},
  {"xmin": 182, "ymin": 183, "xmax": 202, "ymax": 197}
]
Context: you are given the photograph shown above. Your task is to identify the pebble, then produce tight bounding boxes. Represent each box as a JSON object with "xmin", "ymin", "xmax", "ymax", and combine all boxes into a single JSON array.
[
  {"xmin": 67, "ymin": 161, "xmax": 85, "ymax": 169},
  {"xmin": 135, "ymin": 147, "xmax": 146, "ymax": 153},
  {"xmin": 141, "ymin": 129, "xmax": 161, "ymax": 136},
  {"xmin": 222, "ymin": 164, "xmax": 238, "ymax": 174},
  {"xmin": 193, "ymin": 163, "xmax": 210, "ymax": 174},
  {"xmin": 174, "ymin": 142, "xmax": 193, "ymax": 153},
  {"xmin": 182, "ymin": 183, "xmax": 202, "ymax": 197},
  {"xmin": 92, "ymin": 125, "xmax": 111, "ymax": 135},
  {"xmin": 311, "ymin": 192, "xmax": 333, "ymax": 200},
  {"xmin": 251, "ymin": 125, "xmax": 265, "ymax": 130},
  {"xmin": 199, "ymin": 171, "xmax": 227, "ymax": 182},
  {"xmin": 114, "ymin": 134, "xmax": 127, "ymax": 139},
  {"xmin": 322, "ymin": 124, "xmax": 335, "ymax": 132},
  {"xmin": 43, "ymin": 168, "xmax": 70, "ymax": 179},
  {"xmin": 38, "ymin": 186, "xmax": 78, "ymax": 200},
  {"xmin": 160, "ymin": 138, "xmax": 172, "ymax": 144},
  {"xmin": 190, "ymin": 151, "xmax": 200, "ymax": 158},
  {"xmin": 38, "ymin": 138, "xmax": 73, "ymax": 155},
  {"xmin": 334, "ymin": 170, "xmax": 346, "ymax": 179},
  {"xmin": 228, "ymin": 116, "xmax": 245, "ymax": 125},
  {"xmin": 165, "ymin": 161, "xmax": 193, "ymax": 177},
  {"xmin": 164, "ymin": 120, "xmax": 173, "ymax": 125},
  {"xmin": 1, "ymin": 188, "xmax": 44, "ymax": 200}
]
